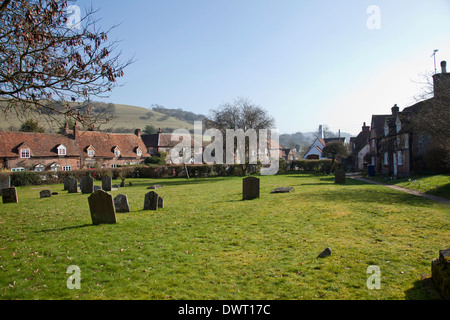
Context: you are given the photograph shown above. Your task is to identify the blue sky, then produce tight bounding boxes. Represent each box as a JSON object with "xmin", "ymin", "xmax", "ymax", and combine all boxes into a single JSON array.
[{"xmin": 76, "ymin": 0, "xmax": 450, "ymax": 135}]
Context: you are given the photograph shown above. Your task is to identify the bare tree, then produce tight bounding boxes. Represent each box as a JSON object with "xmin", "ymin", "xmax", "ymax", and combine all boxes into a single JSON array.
[
  {"xmin": 0, "ymin": 0, "xmax": 132, "ymax": 127},
  {"xmin": 204, "ymin": 97, "xmax": 275, "ymax": 175}
]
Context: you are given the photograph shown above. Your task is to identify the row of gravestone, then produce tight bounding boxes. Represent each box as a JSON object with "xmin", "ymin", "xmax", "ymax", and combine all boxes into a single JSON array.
[
  {"xmin": 63, "ymin": 176, "xmax": 120, "ymax": 194},
  {"xmin": 88, "ymin": 190, "xmax": 164, "ymax": 225}
]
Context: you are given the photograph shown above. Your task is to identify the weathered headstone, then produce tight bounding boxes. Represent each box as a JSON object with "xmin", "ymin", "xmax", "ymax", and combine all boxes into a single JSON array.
[
  {"xmin": 88, "ymin": 190, "xmax": 116, "ymax": 225},
  {"xmin": 2, "ymin": 187, "xmax": 18, "ymax": 203},
  {"xmin": 271, "ymin": 187, "xmax": 294, "ymax": 193},
  {"xmin": 335, "ymin": 170, "xmax": 346, "ymax": 184},
  {"xmin": 120, "ymin": 179, "xmax": 125, "ymax": 188},
  {"xmin": 243, "ymin": 177, "xmax": 260, "ymax": 200},
  {"xmin": 102, "ymin": 176, "xmax": 112, "ymax": 192},
  {"xmin": 112, "ymin": 184, "xmax": 119, "ymax": 190},
  {"xmin": 144, "ymin": 191, "xmax": 159, "ymax": 210},
  {"xmin": 431, "ymin": 249, "xmax": 450, "ymax": 300},
  {"xmin": 67, "ymin": 177, "xmax": 78, "ymax": 193},
  {"xmin": 114, "ymin": 194, "xmax": 130, "ymax": 213},
  {"xmin": 63, "ymin": 176, "xmax": 71, "ymax": 191},
  {"xmin": 158, "ymin": 197, "xmax": 164, "ymax": 209},
  {"xmin": 40, "ymin": 190, "xmax": 52, "ymax": 198},
  {"xmin": 80, "ymin": 176, "xmax": 94, "ymax": 194},
  {"xmin": 0, "ymin": 175, "xmax": 11, "ymax": 195},
  {"xmin": 94, "ymin": 185, "xmax": 102, "ymax": 191}
]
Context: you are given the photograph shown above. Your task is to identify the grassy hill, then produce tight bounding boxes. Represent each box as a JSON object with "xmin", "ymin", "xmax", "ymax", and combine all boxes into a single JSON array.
[{"xmin": 0, "ymin": 102, "xmax": 195, "ymax": 133}]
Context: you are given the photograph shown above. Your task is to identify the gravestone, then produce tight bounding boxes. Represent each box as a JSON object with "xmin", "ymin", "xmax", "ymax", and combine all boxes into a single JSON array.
[
  {"xmin": 114, "ymin": 194, "xmax": 130, "ymax": 213},
  {"xmin": 144, "ymin": 191, "xmax": 159, "ymax": 210},
  {"xmin": 158, "ymin": 197, "xmax": 164, "ymax": 209},
  {"xmin": 88, "ymin": 190, "xmax": 116, "ymax": 225},
  {"xmin": 2, "ymin": 187, "xmax": 18, "ymax": 203},
  {"xmin": 271, "ymin": 187, "xmax": 294, "ymax": 193},
  {"xmin": 102, "ymin": 176, "xmax": 112, "ymax": 192},
  {"xmin": 334, "ymin": 170, "xmax": 346, "ymax": 184},
  {"xmin": 317, "ymin": 247, "xmax": 332, "ymax": 258},
  {"xmin": 67, "ymin": 177, "xmax": 78, "ymax": 193},
  {"xmin": 147, "ymin": 184, "xmax": 163, "ymax": 189},
  {"xmin": 80, "ymin": 176, "xmax": 94, "ymax": 194},
  {"xmin": 0, "ymin": 175, "xmax": 11, "ymax": 195},
  {"xmin": 112, "ymin": 184, "xmax": 119, "ymax": 190},
  {"xmin": 63, "ymin": 176, "xmax": 70, "ymax": 191},
  {"xmin": 431, "ymin": 249, "xmax": 450, "ymax": 300},
  {"xmin": 40, "ymin": 190, "xmax": 52, "ymax": 198},
  {"xmin": 94, "ymin": 185, "xmax": 102, "ymax": 191},
  {"xmin": 243, "ymin": 177, "xmax": 260, "ymax": 200},
  {"xmin": 120, "ymin": 179, "xmax": 125, "ymax": 188}
]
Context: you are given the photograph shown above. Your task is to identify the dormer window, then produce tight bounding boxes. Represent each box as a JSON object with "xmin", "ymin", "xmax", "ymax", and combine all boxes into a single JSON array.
[
  {"xmin": 86, "ymin": 145, "xmax": 95, "ymax": 157},
  {"xmin": 57, "ymin": 144, "xmax": 67, "ymax": 156},
  {"xmin": 384, "ymin": 122, "xmax": 389, "ymax": 137},
  {"xmin": 136, "ymin": 147, "xmax": 142, "ymax": 157},
  {"xmin": 35, "ymin": 164, "xmax": 45, "ymax": 172},
  {"xmin": 20, "ymin": 149, "xmax": 30, "ymax": 158},
  {"xmin": 113, "ymin": 147, "xmax": 121, "ymax": 157}
]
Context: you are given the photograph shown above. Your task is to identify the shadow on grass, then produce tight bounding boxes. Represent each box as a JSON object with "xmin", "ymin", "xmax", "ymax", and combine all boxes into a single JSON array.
[
  {"xmin": 125, "ymin": 177, "xmax": 231, "ymax": 188},
  {"xmin": 404, "ymin": 275, "xmax": 443, "ymax": 300},
  {"xmin": 35, "ymin": 223, "xmax": 93, "ymax": 233}
]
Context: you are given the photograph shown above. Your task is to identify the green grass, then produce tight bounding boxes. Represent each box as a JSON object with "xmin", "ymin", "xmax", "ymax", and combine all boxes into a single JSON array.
[
  {"xmin": 0, "ymin": 173, "xmax": 448, "ymax": 300},
  {"xmin": 365, "ymin": 174, "xmax": 450, "ymax": 200}
]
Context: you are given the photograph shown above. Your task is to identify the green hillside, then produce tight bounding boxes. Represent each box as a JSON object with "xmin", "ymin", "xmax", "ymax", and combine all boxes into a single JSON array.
[{"xmin": 0, "ymin": 102, "xmax": 195, "ymax": 133}]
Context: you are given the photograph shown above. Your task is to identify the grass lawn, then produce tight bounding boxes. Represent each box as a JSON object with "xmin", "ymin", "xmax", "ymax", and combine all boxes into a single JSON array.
[{"xmin": 0, "ymin": 173, "xmax": 448, "ymax": 300}]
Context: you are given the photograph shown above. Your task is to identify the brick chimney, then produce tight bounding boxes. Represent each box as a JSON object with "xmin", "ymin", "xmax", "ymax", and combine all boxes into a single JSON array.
[
  {"xmin": 135, "ymin": 129, "xmax": 141, "ymax": 138},
  {"xmin": 73, "ymin": 122, "xmax": 79, "ymax": 140},
  {"xmin": 362, "ymin": 122, "xmax": 370, "ymax": 132},
  {"xmin": 433, "ymin": 60, "xmax": 450, "ymax": 98},
  {"xmin": 391, "ymin": 104, "xmax": 399, "ymax": 116}
]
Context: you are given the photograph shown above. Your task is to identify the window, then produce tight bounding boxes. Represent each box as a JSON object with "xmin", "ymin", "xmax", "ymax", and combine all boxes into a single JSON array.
[
  {"xmin": 396, "ymin": 117, "xmax": 402, "ymax": 133},
  {"xmin": 62, "ymin": 166, "xmax": 72, "ymax": 171},
  {"xmin": 136, "ymin": 148, "xmax": 142, "ymax": 157},
  {"xmin": 384, "ymin": 126, "xmax": 389, "ymax": 137},
  {"xmin": 113, "ymin": 147, "xmax": 120, "ymax": 157},
  {"xmin": 35, "ymin": 164, "xmax": 45, "ymax": 172},
  {"xmin": 87, "ymin": 149, "xmax": 95, "ymax": 157},
  {"xmin": 111, "ymin": 164, "xmax": 118, "ymax": 168},
  {"xmin": 20, "ymin": 149, "xmax": 30, "ymax": 158},
  {"xmin": 397, "ymin": 151, "xmax": 403, "ymax": 165},
  {"xmin": 383, "ymin": 152, "xmax": 389, "ymax": 165},
  {"xmin": 51, "ymin": 164, "xmax": 60, "ymax": 172},
  {"xmin": 11, "ymin": 167, "xmax": 25, "ymax": 172},
  {"xmin": 57, "ymin": 145, "xmax": 67, "ymax": 156}
]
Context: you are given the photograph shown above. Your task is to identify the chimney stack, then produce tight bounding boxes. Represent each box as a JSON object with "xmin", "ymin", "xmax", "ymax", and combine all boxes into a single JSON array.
[
  {"xmin": 362, "ymin": 122, "xmax": 370, "ymax": 132},
  {"xmin": 433, "ymin": 60, "xmax": 450, "ymax": 98},
  {"xmin": 135, "ymin": 129, "xmax": 141, "ymax": 138},
  {"xmin": 441, "ymin": 60, "xmax": 447, "ymax": 74},
  {"xmin": 391, "ymin": 104, "xmax": 399, "ymax": 117},
  {"xmin": 73, "ymin": 122, "xmax": 78, "ymax": 140}
]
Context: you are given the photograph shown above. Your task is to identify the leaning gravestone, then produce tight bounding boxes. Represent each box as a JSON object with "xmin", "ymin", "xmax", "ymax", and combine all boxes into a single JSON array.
[
  {"xmin": 80, "ymin": 176, "xmax": 94, "ymax": 194},
  {"xmin": 88, "ymin": 190, "xmax": 116, "ymax": 225},
  {"xmin": 102, "ymin": 176, "xmax": 112, "ymax": 192},
  {"xmin": 40, "ymin": 190, "xmax": 52, "ymax": 198},
  {"xmin": 243, "ymin": 177, "xmax": 260, "ymax": 200},
  {"xmin": 144, "ymin": 191, "xmax": 159, "ymax": 210},
  {"xmin": 334, "ymin": 170, "xmax": 346, "ymax": 184},
  {"xmin": 114, "ymin": 194, "xmax": 130, "ymax": 213},
  {"xmin": 67, "ymin": 177, "xmax": 78, "ymax": 193},
  {"xmin": 2, "ymin": 187, "xmax": 18, "ymax": 203}
]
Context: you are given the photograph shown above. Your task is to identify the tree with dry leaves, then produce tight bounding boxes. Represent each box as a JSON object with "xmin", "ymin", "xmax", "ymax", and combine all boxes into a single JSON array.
[{"xmin": 0, "ymin": 0, "xmax": 132, "ymax": 127}]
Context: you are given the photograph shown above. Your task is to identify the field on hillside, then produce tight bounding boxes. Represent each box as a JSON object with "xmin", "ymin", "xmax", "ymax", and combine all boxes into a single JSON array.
[
  {"xmin": 0, "ymin": 173, "xmax": 448, "ymax": 300},
  {"xmin": 0, "ymin": 102, "xmax": 194, "ymax": 133}
]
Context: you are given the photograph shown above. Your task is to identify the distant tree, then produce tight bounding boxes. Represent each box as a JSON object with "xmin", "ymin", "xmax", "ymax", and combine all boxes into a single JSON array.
[
  {"xmin": 20, "ymin": 119, "xmax": 45, "ymax": 133},
  {"xmin": 143, "ymin": 124, "xmax": 157, "ymax": 135},
  {"xmin": 0, "ymin": 0, "xmax": 132, "ymax": 127},
  {"xmin": 204, "ymin": 97, "xmax": 275, "ymax": 175},
  {"xmin": 322, "ymin": 141, "xmax": 349, "ymax": 174}
]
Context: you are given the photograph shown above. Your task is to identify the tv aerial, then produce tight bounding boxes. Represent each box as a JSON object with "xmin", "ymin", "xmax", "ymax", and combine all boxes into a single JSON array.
[{"xmin": 431, "ymin": 49, "xmax": 439, "ymax": 74}]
